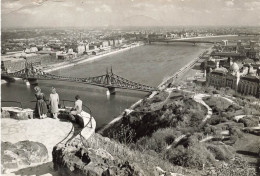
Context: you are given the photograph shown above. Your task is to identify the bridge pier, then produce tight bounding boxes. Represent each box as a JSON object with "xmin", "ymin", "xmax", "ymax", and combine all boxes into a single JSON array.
[
  {"xmin": 24, "ymin": 78, "xmax": 38, "ymax": 86},
  {"xmin": 106, "ymin": 87, "xmax": 116, "ymax": 95},
  {"xmin": 24, "ymin": 80, "xmax": 30, "ymax": 86},
  {"xmin": 1, "ymin": 76, "xmax": 16, "ymax": 82}
]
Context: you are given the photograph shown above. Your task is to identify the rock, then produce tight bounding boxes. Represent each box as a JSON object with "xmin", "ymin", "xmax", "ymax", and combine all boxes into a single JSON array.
[
  {"xmin": 95, "ymin": 148, "xmax": 114, "ymax": 161},
  {"xmin": 1, "ymin": 140, "xmax": 48, "ymax": 173},
  {"xmin": 129, "ymin": 162, "xmax": 146, "ymax": 176},
  {"xmin": 1, "ymin": 110, "xmax": 10, "ymax": 118},
  {"xmin": 53, "ymin": 140, "xmax": 148, "ymax": 176},
  {"xmin": 154, "ymin": 166, "xmax": 185, "ymax": 176},
  {"xmin": 154, "ymin": 166, "xmax": 166, "ymax": 176},
  {"xmin": 102, "ymin": 169, "xmax": 110, "ymax": 176},
  {"xmin": 84, "ymin": 162, "xmax": 105, "ymax": 175}
]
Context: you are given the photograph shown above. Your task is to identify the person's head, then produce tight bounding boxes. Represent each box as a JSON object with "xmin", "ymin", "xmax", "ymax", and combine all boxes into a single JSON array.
[
  {"xmin": 34, "ymin": 86, "xmax": 41, "ymax": 93},
  {"xmin": 51, "ymin": 87, "xmax": 56, "ymax": 94},
  {"xmin": 75, "ymin": 95, "xmax": 80, "ymax": 100}
]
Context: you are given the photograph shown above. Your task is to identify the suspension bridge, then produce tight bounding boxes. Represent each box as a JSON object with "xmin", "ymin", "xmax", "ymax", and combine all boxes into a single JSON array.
[
  {"xmin": 147, "ymin": 39, "xmax": 218, "ymax": 45},
  {"xmin": 1, "ymin": 64, "xmax": 156, "ymax": 94}
]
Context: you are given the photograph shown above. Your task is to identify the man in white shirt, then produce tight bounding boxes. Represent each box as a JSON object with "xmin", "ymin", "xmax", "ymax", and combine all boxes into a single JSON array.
[{"xmin": 69, "ymin": 95, "xmax": 82, "ymax": 122}]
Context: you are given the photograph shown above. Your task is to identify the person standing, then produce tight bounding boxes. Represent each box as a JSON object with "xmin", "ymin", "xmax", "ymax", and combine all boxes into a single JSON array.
[
  {"xmin": 34, "ymin": 86, "xmax": 48, "ymax": 119},
  {"xmin": 69, "ymin": 95, "xmax": 82, "ymax": 122},
  {"xmin": 49, "ymin": 87, "xmax": 59, "ymax": 119}
]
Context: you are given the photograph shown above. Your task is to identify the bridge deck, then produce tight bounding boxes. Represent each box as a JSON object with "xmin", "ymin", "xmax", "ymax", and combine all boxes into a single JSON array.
[{"xmin": 2, "ymin": 66, "xmax": 156, "ymax": 92}]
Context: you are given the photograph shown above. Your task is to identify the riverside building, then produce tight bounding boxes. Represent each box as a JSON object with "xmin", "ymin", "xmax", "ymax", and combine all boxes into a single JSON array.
[
  {"xmin": 211, "ymin": 40, "xmax": 260, "ymax": 61},
  {"xmin": 206, "ymin": 60, "xmax": 260, "ymax": 98}
]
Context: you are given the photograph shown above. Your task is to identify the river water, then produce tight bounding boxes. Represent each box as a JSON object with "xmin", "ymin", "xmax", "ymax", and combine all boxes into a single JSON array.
[{"xmin": 1, "ymin": 43, "xmax": 210, "ymax": 128}]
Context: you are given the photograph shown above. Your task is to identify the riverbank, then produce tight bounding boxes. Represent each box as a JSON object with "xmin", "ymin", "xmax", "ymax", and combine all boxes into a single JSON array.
[
  {"xmin": 158, "ymin": 45, "xmax": 212, "ymax": 89},
  {"xmin": 98, "ymin": 45, "xmax": 211, "ymax": 133},
  {"xmin": 174, "ymin": 34, "xmax": 238, "ymax": 41},
  {"xmin": 44, "ymin": 43, "xmax": 143, "ymax": 73}
]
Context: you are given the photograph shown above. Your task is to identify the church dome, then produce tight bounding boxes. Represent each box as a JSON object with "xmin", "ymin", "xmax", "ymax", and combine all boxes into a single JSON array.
[
  {"xmin": 230, "ymin": 62, "xmax": 239, "ymax": 72},
  {"xmin": 248, "ymin": 65, "xmax": 256, "ymax": 76}
]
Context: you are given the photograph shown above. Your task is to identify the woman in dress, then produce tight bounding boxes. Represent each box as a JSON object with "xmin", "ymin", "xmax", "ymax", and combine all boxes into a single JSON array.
[
  {"xmin": 49, "ymin": 87, "xmax": 59, "ymax": 119},
  {"xmin": 34, "ymin": 86, "xmax": 48, "ymax": 119}
]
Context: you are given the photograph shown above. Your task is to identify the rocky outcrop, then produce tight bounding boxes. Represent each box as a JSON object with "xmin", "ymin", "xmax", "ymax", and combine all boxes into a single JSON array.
[
  {"xmin": 1, "ymin": 140, "xmax": 48, "ymax": 173},
  {"xmin": 1, "ymin": 107, "xmax": 34, "ymax": 120},
  {"xmin": 52, "ymin": 139, "xmax": 146, "ymax": 176}
]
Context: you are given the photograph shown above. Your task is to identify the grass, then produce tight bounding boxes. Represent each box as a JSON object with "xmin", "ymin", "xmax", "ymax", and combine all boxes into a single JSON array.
[{"xmin": 80, "ymin": 133, "xmax": 196, "ymax": 175}]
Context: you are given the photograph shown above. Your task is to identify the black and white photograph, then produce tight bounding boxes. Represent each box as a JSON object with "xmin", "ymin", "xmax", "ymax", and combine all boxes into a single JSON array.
[{"xmin": 1, "ymin": 0, "xmax": 260, "ymax": 175}]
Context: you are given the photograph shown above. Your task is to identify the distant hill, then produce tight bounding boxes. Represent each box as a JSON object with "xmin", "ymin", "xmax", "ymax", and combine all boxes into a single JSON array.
[{"xmin": 120, "ymin": 15, "xmax": 162, "ymax": 26}]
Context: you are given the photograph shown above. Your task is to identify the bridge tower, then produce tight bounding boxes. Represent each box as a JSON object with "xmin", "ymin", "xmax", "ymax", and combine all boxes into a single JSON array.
[
  {"xmin": 24, "ymin": 63, "xmax": 38, "ymax": 85},
  {"xmin": 106, "ymin": 67, "xmax": 116, "ymax": 95}
]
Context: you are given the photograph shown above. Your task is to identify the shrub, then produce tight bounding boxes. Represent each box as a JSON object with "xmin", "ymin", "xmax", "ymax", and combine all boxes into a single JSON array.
[
  {"xmin": 229, "ymin": 128, "xmax": 243, "ymax": 138},
  {"xmin": 166, "ymin": 143, "xmax": 215, "ymax": 168},
  {"xmin": 239, "ymin": 116, "xmax": 259, "ymax": 127},
  {"xmin": 207, "ymin": 116, "xmax": 227, "ymax": 125},
  {"xmin": 136, "ymin": 128, "xmax": 182, "ymax": 153},
  {"xmin": 189, "ymin": 111, "xmax": 204, "ymax": 127},
  {"xmin": 213, "ymin": 156, "xmax": 257, "ymax": 176},
  {"xmin": 109, "ymin": 124, "xmax": 136, "ymax": 144},
  {"xmin": 206, "ymin": 144, "xmax": 234, "ymax": 161},
  {"xmin": 203, "ymin": 125, "xmax": 217, "ymax": 135}
]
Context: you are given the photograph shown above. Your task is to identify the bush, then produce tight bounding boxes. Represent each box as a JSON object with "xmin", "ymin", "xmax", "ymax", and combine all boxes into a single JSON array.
[
  {"xmin": 207, "ymin": 116, "xmax": 227, "ymax": 125},
  {"xmin": 229, "ymin": 127, "xmax": 243, "ymax": 138},
  {"xmin": 136, "ymin": 128, "xmax": 182, "ymax": 153},
  {"xmin": 213, "ymin": 156, "xmax": 257, "ymax": 176},
  {"xmin": 166, "ymin": 143, "xmax": 215, "ymax": 168},
  {"xmin": 206, "ymin": 144, "xmax": 234, "ymax": 161},
  {"xmin": 239, "ymin": 116, "xmax": 259, "ymax": 127},
  {"xmin": 189, "ymin": 111, "xmax": 204, "ymax": 127},
  {"xmin": 109, "ymin": 124, "xmax": 136, "ymax": 144},
  {"xmin": 203, "ymin": 125, "xmax": 217, "ymax": 135}
]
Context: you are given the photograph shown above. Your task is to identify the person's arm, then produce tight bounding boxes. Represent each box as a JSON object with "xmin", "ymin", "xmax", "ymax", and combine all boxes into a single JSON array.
[
  {"xmin": 74, "ymin": 101, "xmax": 79, "ymax": 111},
  {"xmin": 49, "ymin": 95, "xmax": 51, "ymax": 105},
  {"xmin": 71, "ymin": 101, "xmax": 77, "ymax": 111},
  {"xmin": 43, "ymin": 93, "xmax": 47, "ymax": 102},
  {"xmin": 57, "ymin": 94, "xmax": 59, "ymax": 104}
]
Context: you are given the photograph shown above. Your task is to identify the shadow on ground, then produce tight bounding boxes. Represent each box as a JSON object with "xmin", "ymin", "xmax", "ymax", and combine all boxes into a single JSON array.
[
  {"xmin": 13, "ymin": 162, "xmax": 58, "ymax": 176},
  {"xmin": 236, "ymin": 150, "xmax": 259, "ymax": 158}
]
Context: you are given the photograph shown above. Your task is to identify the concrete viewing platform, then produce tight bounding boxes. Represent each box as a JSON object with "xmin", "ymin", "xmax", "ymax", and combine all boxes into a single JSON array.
[{"xmin": 1, "ymin": 107, "xmax": 96, "ymax": 161}]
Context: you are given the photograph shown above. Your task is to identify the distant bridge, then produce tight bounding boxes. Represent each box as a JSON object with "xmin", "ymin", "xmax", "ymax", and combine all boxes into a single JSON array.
[
  {"xmin": 147, "ymin": 39, "xmax": 218, "ymax": 45},
  {"xmin": 238, "ymin": 32, "xmax": 260, "ymax": 36},
  {"xmin": 1, "ymin": 64, "xmax": 156, "ymax": 94}
]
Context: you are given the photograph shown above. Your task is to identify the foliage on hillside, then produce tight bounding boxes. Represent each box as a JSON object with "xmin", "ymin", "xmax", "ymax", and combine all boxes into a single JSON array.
[
  {"xmin": 102, "ymin": 89, "xmax": 259, "ymax": 175},
  {"xmin": 105, "ymin": 91, "xmax": 207, "ymax": 142}
]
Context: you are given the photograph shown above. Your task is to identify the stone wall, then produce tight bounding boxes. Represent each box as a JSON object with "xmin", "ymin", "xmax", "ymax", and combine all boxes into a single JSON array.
[{"xmin": 1, "ymin": 107, "xmax": 34, "ymax": 120}]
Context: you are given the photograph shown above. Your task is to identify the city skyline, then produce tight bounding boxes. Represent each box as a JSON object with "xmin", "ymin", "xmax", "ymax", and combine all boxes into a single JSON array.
[{"xmin": 1, "ymin": 0, "xmax": 260, "ymax": 28}]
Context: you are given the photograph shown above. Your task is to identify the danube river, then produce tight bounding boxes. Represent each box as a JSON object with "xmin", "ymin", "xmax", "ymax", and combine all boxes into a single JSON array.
[{"xmin": 2, "ymin": 43, "xmax": 210, "ymax": 128}]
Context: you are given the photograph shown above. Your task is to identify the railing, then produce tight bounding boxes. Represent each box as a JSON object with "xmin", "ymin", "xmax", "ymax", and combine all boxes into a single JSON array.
[
  {"xmin": 54, "ymin": 99, "xmax": 94, "ymax": 147},
  {"xmin": 1, "ymin": 101, "xmax": 23, "ymax": 109},
  {"xmin": 60, "ymin": 99, "xmax": 93, "ymax": 128},
  {"xmin": 2, "ymin": 99, "xmax": 94, "ymax": 149},
  {"xmin": 2, "ymin": 100, "xmax": 92, "ymax": 127}
]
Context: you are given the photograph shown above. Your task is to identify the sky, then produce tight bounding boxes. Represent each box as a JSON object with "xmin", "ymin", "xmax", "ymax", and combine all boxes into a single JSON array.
[{"xmin": 1, "ymin": 0, "xmax": 260, "ymax": 28}]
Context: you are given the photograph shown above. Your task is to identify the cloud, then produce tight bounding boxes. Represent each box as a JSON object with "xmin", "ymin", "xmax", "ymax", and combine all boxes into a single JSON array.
[
  {"xmin": 94, "ymin": 4, "xmax": 112, "ymax": 13},
  {"xmin": 18, "ymin": 8, "xmax": 38, "ymax": 15},
  {"xmin": 76, "ymin": 7, "xmax": 84, "ymax": 12},
  {"xmin": 2, "ymin": 0, "xmax": 260, "ymax": 27},
  {"xmin": 2, "ymin": 1, "xmax": 22, "ymax": 9},
  {"xmin": 225, "ymin": 1, "xmax": 234, "ymax": 7},
  {"xmin": 61, "ymin": 1, "xmax": 75, "ymax": 7},
  {"xmin": 204, "ymin": 10, "xmax": 211, "ymax": 14},
  {"xmin": 244, "ymin": 1, "xmax": 260, "ymax": 10}
]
